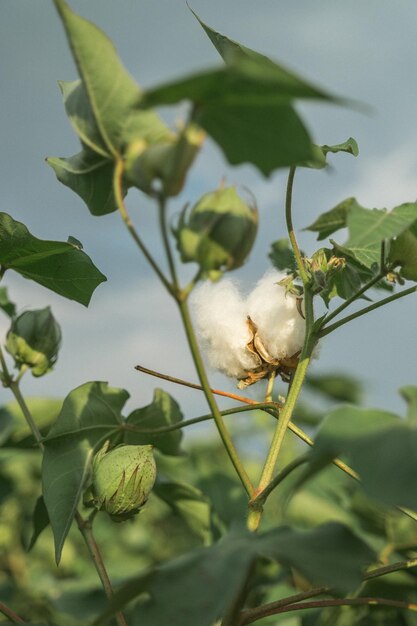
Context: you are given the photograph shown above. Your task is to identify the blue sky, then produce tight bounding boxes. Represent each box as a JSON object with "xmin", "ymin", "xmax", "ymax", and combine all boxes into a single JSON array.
[{"xmin": 1, "ymin": 0, "xmax": 417, "ymax": 424}]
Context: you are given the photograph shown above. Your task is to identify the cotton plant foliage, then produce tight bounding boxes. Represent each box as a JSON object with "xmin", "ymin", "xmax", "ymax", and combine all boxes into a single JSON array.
[{"xmin": 191, "ymin": 270, "xmax": 306, "ymax": 382}]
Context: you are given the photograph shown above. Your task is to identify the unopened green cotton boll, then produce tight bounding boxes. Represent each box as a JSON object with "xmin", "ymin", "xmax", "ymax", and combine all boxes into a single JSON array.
[
  {"xmin": 124, "ymin": 124, "xmax": 204, "ymax": 197},
  {"xmin": 175, "ymin": 186, "xmax": 258, "ymax": 276},
  {"xmin": 5, "ymin": 307, "xmax": 61, "ymax": 377},
  {"xmin": 92, "ymin": 442, "xmax": 156, "ymax": 521}
]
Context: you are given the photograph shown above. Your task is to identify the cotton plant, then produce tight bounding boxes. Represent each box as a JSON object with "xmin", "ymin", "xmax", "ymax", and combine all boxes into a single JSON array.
[
  {"xmin": 2, "ymin": 2, "xmax": 417, "ymax": 626},
  {"xmin": 192, "ymin": 270, "xmax": 306, "ymax": 388}
]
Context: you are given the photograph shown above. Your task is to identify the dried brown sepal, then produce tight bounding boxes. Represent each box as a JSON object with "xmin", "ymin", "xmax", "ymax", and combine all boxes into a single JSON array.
[{"xmin": 237, "ymin": 316, "xmax": 300, "ymax": 388}]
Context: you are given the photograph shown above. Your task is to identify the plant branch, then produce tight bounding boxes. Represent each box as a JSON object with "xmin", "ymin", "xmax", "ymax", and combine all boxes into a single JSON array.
[
  {"xmin": 0, "ymin": 601, "xmax": 26, "ymax": 624},
  {"xmin": 239, "ymin": 596, "xmax": 417, "ymax": 624},
  {"xmin": 135, "ymin": 363, "xmax": 283, "ymax": 409},
  {"xmin": 122, "ymin": 404, "xmax": 265, "ymax": 435},
  {"xmin": 157, "ymin": 193, "xmax": 179, "ymax": 291},
  {"xmin": 177, "ymin": 299, "xmax": 254, "ymax": 497},
  {"xmin": 319, "ymin": 285, "xmax": 417, "ymax": 338},
  {"xmin": 239, "ymin": 557, "xmax": 417, "ymax": 625},
  {"xmin": 134, "ymin": 362, "xmax": 359, "ymax": 481},
  {"xmin": 113, "ymin": 159, "xmax": 174, "ymax": 295},
  {"xmin": 249, "ymin": 453, "xmax": 309, "ymax": 507},
  {"xmin": 75, "ymin": 514, "xmax": 127, "ymax": 626}
]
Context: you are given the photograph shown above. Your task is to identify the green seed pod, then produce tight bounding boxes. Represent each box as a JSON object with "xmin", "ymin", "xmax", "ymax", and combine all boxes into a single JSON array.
[
  {"xmin": 92, "ymin": 442, "xmax": 156, "ymax": 521},
  {"xmin": 5, "ymin": 307, "xmax": 61, "ymax": 377},
  {"xmin": 175, "ymin": 186, "xmax": 258, "ymax": 278}
]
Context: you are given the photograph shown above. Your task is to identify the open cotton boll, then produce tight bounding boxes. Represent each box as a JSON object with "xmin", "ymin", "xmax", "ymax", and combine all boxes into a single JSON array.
[
  {"xmin": 192, "ymin": 279, "xmax": 259, "ymax": 378},
  {"xmin": 246, "ymin": 270, "xmax": 306, "ymax": 360}
]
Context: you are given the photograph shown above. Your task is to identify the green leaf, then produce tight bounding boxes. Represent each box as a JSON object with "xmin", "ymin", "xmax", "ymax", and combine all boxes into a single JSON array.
[
  {"xmin": 153, "ymin": 480, "xmax": 212, "ymax": 544},
  {"xmin": 47, "ymin": 149, "xmax": 119, "ymax": 216},
  {"xmin": 301, "ymin": 137, "xmax": 359, "ymax": 170},
  {"xmin": 125, "ymin": 389, "xmax": 183, "ymax": 456},
  {"xmin": 42, "ymin": 381, "xmax": 128, "ymax": 563},
  {"xmin": 0, "ymin": 286, "xmax": 16, "ymax": 318},
  {"xmin": 343, "ymin": 202, "xmax": 417, "ymax": 269},
  {"xmin": 269, "ymin": 238, "xmax": 298, "ymax": 272},
  {"xmin": 305, "ymin": 197, "xmax": 360, "ymax": 241},
  {"xmin": 308, "ymin": 405, "xmax": 417, "ymax": 510},
  {"xmin": 389, "ymin": 221, "xmax": 417, "ymax": 281},
  {"xmin": 400, "ymin": 386, "xmax": 417, "ymax": 423},
  {"xmin": 0, "ymin": 212, "xmax": 106, "ymax": 305},
  {"xmin": 306, "ymin": 373, "xmax": 362, "ymax": 404},
  {"xmin": 199, "ymin": 101, "xmax": 315, "ymax": 174},
  {"xmin": 140, "ymin": 36, "xmax": 339, "ymax": 174},
  {"xmin": 28, "ymin": 495, "xmax": 50, "ymax": 551},
  {"xmin": 58, "ymin": 80, "xmax": 110, "ymax": 157},
  {"xmin": 99, "ymin": 524, "xmax": 374, "ymax": 624},
  {"xmin": 53, "ymin": 0, "xmax": 141, "ymax": 156}
]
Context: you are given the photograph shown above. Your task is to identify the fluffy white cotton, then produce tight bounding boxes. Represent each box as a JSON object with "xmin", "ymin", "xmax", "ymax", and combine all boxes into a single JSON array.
[
  {"xmin": 246, "ymin": 270, "xmax": 306, "ymax": 360},
  {"xmin": 191, "ymin": 279, "xmax": 258, "ymax": 378},
  {"xmin": 191, "ymin": 269, "xmax": 306, "ymax": 379}
]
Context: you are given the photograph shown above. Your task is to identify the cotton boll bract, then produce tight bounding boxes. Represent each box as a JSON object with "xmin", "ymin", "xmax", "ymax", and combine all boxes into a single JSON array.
[{"xmin": 192, "ymin": 270, "xmax": 307, "ymax": 385}]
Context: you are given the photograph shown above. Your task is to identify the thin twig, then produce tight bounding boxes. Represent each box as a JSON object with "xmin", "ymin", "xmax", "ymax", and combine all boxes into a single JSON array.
[
  {"xmin": 319, "ymin": 285, "xmax": 417, "ymax": 337},
  {"xmin": 0, "ymin": 601, "xmax": 26, "ymax": 624},
  {"xmin": 113, "ymin": 159, "xmax": 174, "ymax": 295},
  {"xmin": 240, "ymin": 596, "xmax": 417, "ymax": 624}
]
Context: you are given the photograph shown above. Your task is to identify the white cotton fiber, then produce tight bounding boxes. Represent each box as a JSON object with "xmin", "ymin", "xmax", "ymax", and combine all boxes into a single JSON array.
[
  {"xmin": 191, "ymin": 278, "xmax": 259, "ymax": 378},
  {"xmin": 246, "ymin": 269, "xmax": 305, "ymax": 360},
  {"xmin": 191, "ymin": 269, "xmax": 306, "ymax": 379}
]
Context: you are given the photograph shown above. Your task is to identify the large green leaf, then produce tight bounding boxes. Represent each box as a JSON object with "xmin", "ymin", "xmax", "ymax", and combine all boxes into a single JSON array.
[
  {"xmin": 140, "ymin": 29, "xmax": 339, "ymax": 174},
  {"xmin": 343, "ymin": 202, "xmax": 417, "ymax": 269},
  {"xmin": 53, "ymin": 0, "xmax": 141, "ymax": 156},
  {"xmin": 99, "ymin": 524, "xmax": 374, "ymax": 625},
  {"xmin": 308, "ymin": 405, "xmax": 417, "ymax": 510},
  {"xmin": 42, "ymin": 382, "xmax": 128, "ymax": 563},
  {"xmin": 0, "ymin": 213, "xmax": 106, "ymax": 306},
  {"xmin": 125, "ymin": 389, "xmax": 183, "ymax": 456},
  {"xmin": 153, "ymin": 480, "xmax": 212, "ymax": 544},
  {"xmin": 47, "ymin": 149, "xmax": 118, "ymax": 216}
]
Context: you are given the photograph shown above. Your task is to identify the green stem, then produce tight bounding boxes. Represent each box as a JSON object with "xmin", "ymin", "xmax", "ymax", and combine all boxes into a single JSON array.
[
  {"xmin": 285, "ymin": 166, "xmax": 307, "ymax": 284},
  {"xmin": 250, "ymin": 453, "xmax": 309, "ymax": 508},
  {"xmin": 158, "ymin": 193, "xmax": 179, "ymax": 291},
  {"xmin": 264, "ymin": 370, "xmax": 276, "ymax": 403},
  {"xmin": 320, "ymin": 269, "xmax": 385, "ymax": 330},
  {"xmin": 177, "ymin": 299, "xmax": 254, "ymax": 497},
  {"xmin": 113, "ymin": 159, "xmax": 174, "ymax": 295},
  {"xmin": 319, "ymin": 285, "xmax": 417, "ymax": 338},
  {"xmin": 364, "ymin": 556, "xmax": 417, "ymax": 581},
  {"xmin": 75, "ymin": 515, "xmax": 127, "ymax": 626},
  {"xmin": 0, "ymin": 602, "xmax": 25, "ymax": 624},
  {"xmin": 122, "ymin": 404, "xmax": 265, "ymax": 435},
  {"xmin": 248, "ymin": 289, "xmax": 316, "ymax": 531}
]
